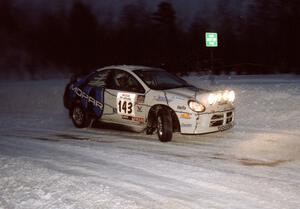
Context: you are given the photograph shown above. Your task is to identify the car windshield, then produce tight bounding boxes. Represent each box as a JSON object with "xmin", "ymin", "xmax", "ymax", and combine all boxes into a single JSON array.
[{"xmin": 134, "ymin": 69, "xmax": 194, "ymax": 90}]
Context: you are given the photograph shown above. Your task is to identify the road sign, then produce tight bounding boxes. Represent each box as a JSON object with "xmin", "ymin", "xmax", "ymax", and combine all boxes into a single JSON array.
[{"xmin": 205, "ymin": 32, "xmax": 218, "ymax": 47}]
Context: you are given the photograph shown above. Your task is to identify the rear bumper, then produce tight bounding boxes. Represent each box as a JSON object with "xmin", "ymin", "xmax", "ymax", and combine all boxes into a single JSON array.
[{"xmin": 178, "ymin": 109, "xmax": 235, "ymax": 134}]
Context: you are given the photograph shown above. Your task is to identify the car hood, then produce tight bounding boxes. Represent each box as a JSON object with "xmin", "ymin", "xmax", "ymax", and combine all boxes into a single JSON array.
[
  {"xmin": 164, "ymin": 86, "xmax": 210, "ymax": 101},
  {"xmin": 164, "ymin": 87, "xmax": 234, "ymax": 113}
]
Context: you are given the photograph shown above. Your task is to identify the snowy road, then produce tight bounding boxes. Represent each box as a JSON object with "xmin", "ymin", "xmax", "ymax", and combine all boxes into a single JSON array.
[{"xmin": 0, "ymin": 75, "xmax": 300, "ymax": 209}]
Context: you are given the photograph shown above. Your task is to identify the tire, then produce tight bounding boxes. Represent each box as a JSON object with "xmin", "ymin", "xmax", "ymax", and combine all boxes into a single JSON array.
[
  {"xmin": 157, "ymin": 109, "xmax": 173, "ymax": 142},
  {"xmin": 71, "ymin": 105, "xmax": 91, "ymax": 128}
]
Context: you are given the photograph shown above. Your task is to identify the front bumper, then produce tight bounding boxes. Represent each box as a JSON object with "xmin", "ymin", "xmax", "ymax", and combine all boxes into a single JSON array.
[{"xmin": 178, "ymin": 109, "xmax": 235, "ymax": 134}]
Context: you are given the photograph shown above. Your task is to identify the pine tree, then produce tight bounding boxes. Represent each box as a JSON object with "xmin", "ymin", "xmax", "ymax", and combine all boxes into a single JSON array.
[
  {"xmin": 152, "ymin": 1, "xmax": 178, "ymax": 71},
  {"xmin": 68, "ymin": 1, "xmax": 99, "ymax": 73}
]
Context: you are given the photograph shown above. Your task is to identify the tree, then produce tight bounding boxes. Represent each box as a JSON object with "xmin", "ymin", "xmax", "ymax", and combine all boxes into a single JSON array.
[
  {"xmin": 152, "ymin": 1, "xmax": 179, "ymax": 71},
  {"xmin": 33, "ymin": 11, "xmax": 68, "ymax": 66},
  {"xmin": 118, "ymin": 2, "xmax": 152, "ymax": 65},
  {"xmin": 187, "ymin": 15, "xmax": 210, "ymax": 71},
  {"xmin": 68, "ymin": 1, "xmax": 99, "ymax": 73},
  {"xmin": 276, "ymin": 0, "xmax": 300, "ymax": 73},
  {"xmin": 214, "ymin": 0, "xmax": 239, "ymax": 73},
  {"xmin": 152, "ymin": 1, "xmax": 176, "ymax": 30},
  {"xmin": 0, "ymin": 0, "xmax": 32, "ymax": 76},
  {"xmin": 241, "ymin": 0, "xmax": 300, "ymax": 73},
  {"xmin": 0, "ymin": 0, "xmax": 19, "ymax": 35}
]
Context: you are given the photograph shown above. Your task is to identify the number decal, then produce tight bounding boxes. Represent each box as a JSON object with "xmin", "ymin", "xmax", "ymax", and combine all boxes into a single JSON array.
[
  {"xmin": 117, "ymin": 101, "xmax": 133, "ymax": 115},
  {"xmin": 127, "ymin": 102, "xmax": 133, "ymax": 114},
  {"xmin": 122, "ymin": 101, "xmax": 127, "ymax": 113},
  {"xmin": 117, "ymin": 92, "xmax": 136, "ymax": 116},
  {"xmin": 118, "ymin": 100, "xmax": 122, "ymax": 113}
]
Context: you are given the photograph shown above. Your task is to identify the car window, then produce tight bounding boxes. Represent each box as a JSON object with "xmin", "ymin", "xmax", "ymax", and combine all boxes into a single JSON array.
[
  {"xmin": 87, "ymin": 70, "xmax": 110, "ymax": 87},
  {"xmin": 107, "ymin": 70, "xmax": 145, "ymax": 93},
  {"xmin": 134, "ymin": 69, "xmax": 193, "ymax": 90}
]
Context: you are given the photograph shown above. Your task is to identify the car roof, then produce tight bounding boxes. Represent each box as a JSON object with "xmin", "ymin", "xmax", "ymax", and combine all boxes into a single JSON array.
[{"xmin": 96, "ymin": 65, "xmax": 164, "ymax": 73}]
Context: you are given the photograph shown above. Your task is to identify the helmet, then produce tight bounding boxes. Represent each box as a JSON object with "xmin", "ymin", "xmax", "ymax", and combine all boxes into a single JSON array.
[{"xmin": 115, "ymin": 73, "xmax": 127, "ymax": 87}]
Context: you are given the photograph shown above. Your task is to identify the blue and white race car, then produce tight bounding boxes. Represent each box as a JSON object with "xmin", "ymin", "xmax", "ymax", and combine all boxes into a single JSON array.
[{"xmin": 64, "ymin": 65, "xmax": 235, "ymax": 142}]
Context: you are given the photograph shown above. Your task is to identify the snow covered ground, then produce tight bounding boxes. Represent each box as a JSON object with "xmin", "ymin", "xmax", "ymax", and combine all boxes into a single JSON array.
[{"xmin": 0, "ymin": 74, "xmax": 300, "ymax": 209}]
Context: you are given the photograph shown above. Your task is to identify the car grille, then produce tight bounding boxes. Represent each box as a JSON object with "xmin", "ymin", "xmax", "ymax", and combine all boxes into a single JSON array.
[{"xmin": 210, "ymin": 111, "xmax": 233, "ymax": 127}]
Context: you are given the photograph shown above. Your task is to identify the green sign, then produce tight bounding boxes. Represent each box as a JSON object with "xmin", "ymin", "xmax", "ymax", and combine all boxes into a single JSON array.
[{"xmin": 205, "ymin": 32, "xmax": 218, "ymax": 47}]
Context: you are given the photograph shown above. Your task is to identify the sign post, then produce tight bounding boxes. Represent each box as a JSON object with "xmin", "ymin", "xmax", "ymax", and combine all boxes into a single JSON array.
[{"xmin": 205, "ymin": 32, "xmax": 218, "ymax": 85}]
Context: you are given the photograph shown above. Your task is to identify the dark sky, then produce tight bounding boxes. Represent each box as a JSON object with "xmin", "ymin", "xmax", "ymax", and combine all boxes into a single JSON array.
[{"xmin": 14, "ymin": 0, "xmax": 252, "ymax": 26}]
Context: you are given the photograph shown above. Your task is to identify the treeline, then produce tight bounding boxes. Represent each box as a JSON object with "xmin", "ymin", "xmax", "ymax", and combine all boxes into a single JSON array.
[{"xmin": 0, "ymin": 0, "xmax": 299, "ymax": 75}]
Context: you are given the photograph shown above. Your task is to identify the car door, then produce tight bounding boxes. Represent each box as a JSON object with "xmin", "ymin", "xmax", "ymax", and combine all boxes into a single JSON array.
[
  {"xmin": 82, "ymin": 69, "xmax": 111, "ymax": 120},
  {"xmin": 103, "ymin": 69, "xmax": 147, "ymax": 126}
]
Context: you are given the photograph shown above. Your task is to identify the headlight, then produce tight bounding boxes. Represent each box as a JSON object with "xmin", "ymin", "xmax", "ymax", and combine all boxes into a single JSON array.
[
  {"xmin": 208, "ymin": 93, "xmax": 217, "ymax": 105},
  {"xmin": 188, "ymin": 100, "xmax": 205, "ymax": 112},
  {"xmin": 222, "ymin": 90, "xmax": 230, "ymax": 101},
  {"xmin": 216, "ymin": 92, "xmax": 222, "ymax": 102},
  {"xmin": 208, "ymin": 90, "xmax": 235, "ymax": 105},
  {"xmin": 228, "ymin": 90, "xmax": 235, "ymax": 102}
]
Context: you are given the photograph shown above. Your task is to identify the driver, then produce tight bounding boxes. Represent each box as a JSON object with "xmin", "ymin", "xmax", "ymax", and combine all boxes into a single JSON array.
[{"xmin": 115, "ymin": 73, "xmax": 128, "ymax": 88}]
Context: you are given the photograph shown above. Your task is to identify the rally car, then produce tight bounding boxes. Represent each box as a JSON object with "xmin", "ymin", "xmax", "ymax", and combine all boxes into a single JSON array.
[{"xmin": 63, "ymin": 65, "xmax": 235, "ymax": 142}]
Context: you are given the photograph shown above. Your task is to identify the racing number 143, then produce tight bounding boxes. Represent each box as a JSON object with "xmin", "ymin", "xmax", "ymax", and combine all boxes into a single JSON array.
[{"xmin": 118, "ymin": 100, "xmax": 133, "ymax": 114}]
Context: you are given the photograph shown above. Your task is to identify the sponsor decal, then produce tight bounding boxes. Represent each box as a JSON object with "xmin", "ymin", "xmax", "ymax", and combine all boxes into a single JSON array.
[
  {"xmin": 180, "ymin": 113, "xmax": 191, "ymax": 119},
  {"xmin": 70, "ymin": 84, "xmax": 104, "ymax": 118},
  {"xmin": 136, "ymin": 105, "xmax": 143, "ymax": 112},
  {"xmin": 168, "ymin": 95, "xmax": 185, "ymax": 102},
  {"xmin": 153, "ymin": 95, "xmax": 167, "ymax": 102},
  {"xmin": 119, "ymin": 93, "xmax": 132, "ymax": 101},
  {"xmin": 175, "ymin": 96, "xmax": 185, "ymax": 101},
  {"xmin": 136, "ymin": 95, "xmax": 145, "ymax": 104},
  {"xmin": 117, "ymin": 92, "xmax": 136, "ymax": 116},
  {"xmin": 71, "ymin": 85, "xmax": 103, "ymax": 110},
  {"xmin": 122, "ymin": 115, "xmax": 132, "ymax": 120},
  {"xmin": 177, "ymin": 105, "xmax": 187, "ymax": 110},
  {"xmin": 133, "ymin": 117, "xmax": 145, "ymax": 123},
  {"xmin": 121, "ymin": 115, "xmax": 145, "ymax": 123},
  {"xmin": 181, "ymin": 123, "xmax": 193, "ymax": 127}
]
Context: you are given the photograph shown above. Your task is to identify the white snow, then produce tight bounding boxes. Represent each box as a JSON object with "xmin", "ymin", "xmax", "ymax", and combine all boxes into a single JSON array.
[{"xmin": 0, "ymin": 74, "xmax": 300, "ymax": 209}]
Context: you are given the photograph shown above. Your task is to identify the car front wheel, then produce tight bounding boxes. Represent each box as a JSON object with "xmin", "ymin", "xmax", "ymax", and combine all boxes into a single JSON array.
[
  {"xmin": 157, "ymin": 109, "xmax": 173, "ymax": 142},
  {"xmin": 71, "ymin": 105, "xmax": 91, "ymax": 128}
]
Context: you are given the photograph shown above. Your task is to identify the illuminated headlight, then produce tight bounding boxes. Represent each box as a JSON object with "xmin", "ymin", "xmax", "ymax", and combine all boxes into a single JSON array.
[
  {"xmin": 216, "ymin": 92, "xmax": 222, "ymax": 102},
  {"xmin": 208, "ymin": 90, "xmax": 235, "ymax": 105},
  {"xmin": 208, "ymin": 93, "xmax": 217, "ymax": 105},
  {"xmin": 188, "ymin": 101, "xmax": 205, "ymax": 112},
  {"xmin": 222, "ymin": 90, "xmax": 230, "ymax": 101},
  {"xmin": 228, "ymin": 90, "xmax": 235, "ymax": 102}
]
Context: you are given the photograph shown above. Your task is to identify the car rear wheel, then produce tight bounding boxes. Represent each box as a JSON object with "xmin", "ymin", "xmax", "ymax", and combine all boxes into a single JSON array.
[
  {"xmin": 157, "ymin": 109, "xmax": 173, "ymax": 142},
  {"xmin": 71, "ymin": 105, "xmax": 91, "ymax": 128}
]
